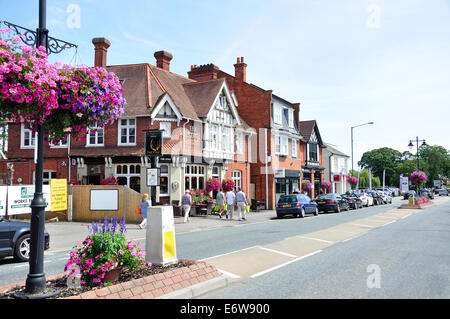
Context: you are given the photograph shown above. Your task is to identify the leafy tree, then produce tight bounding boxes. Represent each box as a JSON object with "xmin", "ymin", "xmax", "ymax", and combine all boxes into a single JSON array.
[
  {"xmin": 419, "ymin": 145, "xmax": 450, "ymax": 187},
  {"xmin": 358, "ymin": 147, "xmax": 402, "ymax": 186}
]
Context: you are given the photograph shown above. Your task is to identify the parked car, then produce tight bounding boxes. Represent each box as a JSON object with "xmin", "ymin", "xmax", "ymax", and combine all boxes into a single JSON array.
[
  {"xmin": 276, "ymin": 194, "xmax": 319, "ymax": 218},
  {"xmin": 0, "ymin": 216, "xmax": 50, "ymax": 262},
  {"xmin": 315, "ymin": 193, "xmax": 349, "ymax": 213},
  {"xmin": 358, "ymin": 192, "xmax": 374, "ymax": 207},
  {"xmin": 438, "ymin": 189, "xmax": 449, "ymax": 196},
  {"xmin": 368, "ymin": 191, "xmax": 384, "ymax": 205},
  {"xmin": 420, "ymin": 189, "xmax": 434, "ymax": 199},
  {"xmin": 403, "ymin": 190, "xmax": 416, "ymax": 200},
  {"xmin": 380, "ymin": 191, "xmax": 392, "ymax": 204},
  {"xmin": 342, "ymin": 194, "xmax": 363, "ymax": 209}
]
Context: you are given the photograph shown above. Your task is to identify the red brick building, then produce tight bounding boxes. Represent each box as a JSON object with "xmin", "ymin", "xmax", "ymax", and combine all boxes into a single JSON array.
[
  {"xmin": 188, "ymin": 58, "xmax": 324, "ymax": 208},
  {"xmin": 4, "ymin": 38, "xmax": 255, "ymax": 205}
]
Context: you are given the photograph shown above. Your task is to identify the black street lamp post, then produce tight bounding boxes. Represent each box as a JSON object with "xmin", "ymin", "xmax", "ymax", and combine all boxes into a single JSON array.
[
  {"xmin": 408, "ymin": 136, "xmax": 427, "ymax": 171},
  {"xmin": 2, "ymin": 0, "xmax": 78, "ymax": 298}
]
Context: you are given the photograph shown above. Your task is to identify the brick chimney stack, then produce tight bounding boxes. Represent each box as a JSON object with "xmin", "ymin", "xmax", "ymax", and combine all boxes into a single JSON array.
[
  {"xmin": 187, "ymin": 64, "xmax": 219, "ymax": 82},
  {"xmin": 154, "ymin": 51, "xmax": 173, "ymax": 71},
  {"xmin": 234, "ymin": 56, "xmax": 247, "ymax": 83},
  {"xmin": 92, "ymin": 37, "xmax": 111, "ymax": 68}
]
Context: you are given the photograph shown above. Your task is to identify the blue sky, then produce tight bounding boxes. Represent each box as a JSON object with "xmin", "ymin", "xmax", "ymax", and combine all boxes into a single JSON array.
[{"xmin": 1, "ymin": 0, "xmax": 449, "ymax": 167}]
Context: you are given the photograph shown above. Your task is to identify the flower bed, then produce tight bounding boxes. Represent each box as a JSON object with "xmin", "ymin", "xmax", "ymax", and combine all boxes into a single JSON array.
[{"xmin": 0, "ymin": 259, "xmax": 223, "ymax": 299}]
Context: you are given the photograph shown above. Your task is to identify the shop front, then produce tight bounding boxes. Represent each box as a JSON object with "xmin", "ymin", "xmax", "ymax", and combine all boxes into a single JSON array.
[{"xmin": 274, "ymin": 168, "xmax": 301, "ymax": 205}]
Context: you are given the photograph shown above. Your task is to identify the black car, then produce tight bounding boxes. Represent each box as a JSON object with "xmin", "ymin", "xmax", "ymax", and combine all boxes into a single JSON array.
[
  {"xmin": 420, "ymin": 189, "xmax": 434, "ymax": 200},
  {"xmin": 0, "ymin": 216, "xmax": 50, "ymax": 262},
  {"xmin": 315, "ymin": 193, "xmax": 349, "ymax": 213},
  {"xmin": 342, "ymin": 194, "xmax": 363, "ymax": 209},
  {"xmin": 368, "ymin": 191, "xmax": 383, "ymax": 205}
]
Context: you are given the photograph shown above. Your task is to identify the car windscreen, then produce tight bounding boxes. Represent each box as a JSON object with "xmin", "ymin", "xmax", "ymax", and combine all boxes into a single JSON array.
[
  {"xmin": 278, "ymin": 195, "xmax": 298, "ymax": 203},
  {"xmin": 317, "ymin": 194, "xmax": 335, "ymax": 200}
]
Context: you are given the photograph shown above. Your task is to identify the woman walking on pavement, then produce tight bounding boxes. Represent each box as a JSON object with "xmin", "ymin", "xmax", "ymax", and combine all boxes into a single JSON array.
[
  {"xmin": 216, "ymin": 188, "xmax": 225, "ymax": 218},
  {"xmin": 139, "ymin": 193, "xmax": 151, "ymax": 229},
  {"xmin": 181, "ymin": 190, "xmax": 193, "ymax": 223}
]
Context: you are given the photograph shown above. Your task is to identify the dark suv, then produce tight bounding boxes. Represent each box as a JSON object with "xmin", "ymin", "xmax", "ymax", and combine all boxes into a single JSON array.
[{"xmin": 0, "ymin": 216, "xmax": 50, "ymax": 262}]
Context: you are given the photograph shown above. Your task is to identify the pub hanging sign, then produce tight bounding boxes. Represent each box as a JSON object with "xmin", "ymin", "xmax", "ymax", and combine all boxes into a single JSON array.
[{"xmin": 145, "ymin": 130, "xmax": 162, "ymax": 156}]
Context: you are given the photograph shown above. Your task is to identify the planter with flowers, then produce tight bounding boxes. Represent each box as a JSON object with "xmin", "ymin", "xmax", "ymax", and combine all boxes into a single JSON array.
[
  {"xmin": 100, "ymin": 176, "xmax": 118, "ymax": 185},
  {"xmin": 410, "ymin": 170, "xmax": 428, "ymax": 194},
  {"xmin": 190, "ymin": 189, "xmax": 213, "ymax": 215},
  {"xmin": 64, "ymin": 216, "xmax": 150, "ymax": 287}
]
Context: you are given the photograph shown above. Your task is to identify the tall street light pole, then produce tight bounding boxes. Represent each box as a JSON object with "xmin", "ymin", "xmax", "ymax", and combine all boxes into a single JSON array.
[
  {"xmin": 408, "ymin": 136, "xmax": 427, "ymax": 171},
  {"xmin": 351, "ymin": 122, "xmax": 374, "ymax": 177},
  {"xmin": 4, "ymin": 0, "xmax": 78, "ymax": 298}
]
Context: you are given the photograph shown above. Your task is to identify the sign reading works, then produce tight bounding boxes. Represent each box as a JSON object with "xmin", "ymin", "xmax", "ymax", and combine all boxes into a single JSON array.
[{"xmin": 1, "ymin": 179, "xmax": 68, "ymax": 216}]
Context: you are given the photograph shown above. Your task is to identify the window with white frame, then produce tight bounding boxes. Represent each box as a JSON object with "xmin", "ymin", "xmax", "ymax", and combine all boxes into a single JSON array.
[
  {"xmin": 288, "ymin": 110, "xmax": 294, "ymax": 128},
  {"xmin": 159, "ymin": 164, "xmax": 169, "ymax": 196},
  {"xmin": 50, "ymin": 138, "xmax": 68, "ymax": 148},
  {"xmin": 273, "ymin": 104, "xmax": 282, "ymax": 125},
  {"xmin": 33, "ymin": 170, "xmax": 56, "ymax": 185},
  {"xmin": 209, "ymin": 124, "xmax": 219, "ymax": 150},
  {"xmin": 21, "ymin": 125, "xmax": 35, "ymax": 148},
  {"xmin": 185, "ymin": 165, "xmax": 206, "ymax": 190},
  {"xmin": 232, "ymin": 170, "xmax": 242, "ymax": 191},
  {"xmin": 160, "ymin": 122, "xmax": 171, "ymax": 138},
  {"xmin": 87, "ymin": 123, "xmax": 104, "ymax": 146},
  {"xmin": 291, "ymin": 138, "xmax": 297, "ymax": 157},
  {"xmin": 275, "ymin": 135, "xmax": 288, "ymax": 156},
  {"xmin": 119, "ymin": 118, "xmax": 136, "ymax": 145}
]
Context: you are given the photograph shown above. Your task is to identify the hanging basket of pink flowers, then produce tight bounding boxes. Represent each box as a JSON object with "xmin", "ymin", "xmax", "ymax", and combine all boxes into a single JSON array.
[
  {"xmin": 410, "ymin": 170, "xmax": 428, "ymax": 184},
  {"xmin": 347, "ymin": 176, "xmax": 359, "ymax": 185},
  {"xmin": 321, "ymin": 181, "xmax": 332, "ymax": 191},
  {"xmin": 205, "ymin": 177, "xmax": 221, "ymax": 192},
  {"xmin": 100, "ymin": 176, "xmax": 118, "ymax": 185},
  {"xmin": 222, "ymin": 179, "xmax": 235, "ymax": 192},
  {"xmin": 0, "ymin": 29, "xmax": 125, "ymax": 145},
  {"xmin": 302, "ymin": 181, "xmax": 312, "ymax": 192}
]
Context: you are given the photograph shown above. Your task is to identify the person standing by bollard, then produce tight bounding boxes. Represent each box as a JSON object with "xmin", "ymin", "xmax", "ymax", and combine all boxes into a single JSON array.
[
  {"xmin": 236, "ymin": 188, "xmax": 248, "ymax": 221},
  {"xmin": 182, "ymin": 190, "xmax": 193, "ymax": 223},
  {"xmin": 226, "ymin": 189, "xmax": 236, "ymax": 220},
  {"xmin": 216, "ymin": 188, "xmax": 225, "ymax": 218},
  {"xmin": 139, "ymin": 193, "xmax": 152, "ymax": 229}
]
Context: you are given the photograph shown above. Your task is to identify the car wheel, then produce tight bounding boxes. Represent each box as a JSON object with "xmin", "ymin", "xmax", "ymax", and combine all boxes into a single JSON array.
[
  {"xmin": 300, "ymin": 208, "xmax": 305, "ymax": 218},
  {"xmin": 314, "ymin": 207, "xmax": 319, "ymax": 216},
  {"xmin": 336, "ymin": 205, "xmax": 341, "ymax": 213},
  {"xmin": 14, "ymin": 234, "xmax": 31, "ymax": 262},
  {"xmin": 277, "ymin": 214, "xmax": 283, "ymax": 219}
]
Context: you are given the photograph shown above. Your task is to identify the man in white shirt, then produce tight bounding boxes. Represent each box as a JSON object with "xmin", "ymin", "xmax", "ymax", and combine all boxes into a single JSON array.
[{"xmin": 225, "ymin": 190, "xmax": 236, "ymax": 220}]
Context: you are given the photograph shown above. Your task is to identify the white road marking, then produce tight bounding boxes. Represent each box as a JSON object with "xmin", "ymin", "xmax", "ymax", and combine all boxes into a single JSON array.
[
  {"xmin": 217, "ymin": 269, "xmax": 240, "ymax": 279},
  {"xmin": 257, "ymin": 246, "xmax": 298, "ymax": 258},
  {"xmin": 250, "ymin": 250, "xmax": 322, "ymax": 278},
  {"xmin": 349, "ymin": 223, "xmax": 375, "ymax": 228},
  {"xmin": 199, "ymin": 245, "xmax": 260, "ymax": 261},
  {"xmin": 382, "ymin": 221, "xmax": 396, "ymax": 226},
  {"xmin": 298, "ymin": 236, "xmax": 334, "ymax": 244}
]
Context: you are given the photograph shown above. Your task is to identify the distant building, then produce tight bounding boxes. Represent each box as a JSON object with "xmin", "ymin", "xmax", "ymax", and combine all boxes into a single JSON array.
[{"xmin": 323, "ymin": 144, "xmax": 350, "ymax": 194}]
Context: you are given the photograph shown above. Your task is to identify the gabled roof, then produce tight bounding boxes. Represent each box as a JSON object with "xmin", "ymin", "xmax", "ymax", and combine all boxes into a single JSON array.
[
  {"xmin": 183, "ymin": 78, "xmax": 226, "ymax": 118},
  {"xmin": 324, "ymin": 144, "xmax": 349, "ymax": 157},
  {"xmin": 299, "ymin": 120, "xmax": 324, "ymax": 146}
]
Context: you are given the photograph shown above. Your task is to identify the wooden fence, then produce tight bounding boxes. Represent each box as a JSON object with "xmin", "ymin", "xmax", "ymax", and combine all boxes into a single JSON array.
[{"xmin": 71, "ymin": 185, "xmax": 143, "ymax": 224}]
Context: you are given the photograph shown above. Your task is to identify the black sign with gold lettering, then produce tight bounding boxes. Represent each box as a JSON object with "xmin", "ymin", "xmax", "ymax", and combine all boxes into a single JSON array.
[{"xmin": 145, "ymin": 130, "xmax": 162, "ymax": 156}]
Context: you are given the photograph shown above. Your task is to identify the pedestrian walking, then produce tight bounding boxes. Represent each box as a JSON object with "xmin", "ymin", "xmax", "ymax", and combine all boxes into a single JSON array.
[
  {"xmin": 236, "ymin": 188, "xmax": 248, "ymax": 221},
  {"xmin": 216, "ymin": 188, "xmax": 225, "ymax": 218},
  {"xmin": 225, "ymin": 189, "xmax": 236, "ymax": 220},
  {"xmin": 181, "ymin": 190, "xmax": 193, "ymax": 223},
  {"xmin": 139, "ymin": 193, "xmax": 151, "ymax": 229}
]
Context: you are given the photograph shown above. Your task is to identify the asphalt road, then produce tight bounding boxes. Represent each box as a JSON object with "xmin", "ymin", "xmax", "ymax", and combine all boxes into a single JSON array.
[
  {"xmin": 198, "ymin": 196, "xmax": 450, "ymax": 299},
  {"xmin": 2, "ymin": 195, "xmax": 449, "ymax": 299}
]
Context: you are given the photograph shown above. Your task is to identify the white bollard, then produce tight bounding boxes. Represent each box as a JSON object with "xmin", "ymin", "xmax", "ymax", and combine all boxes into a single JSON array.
[{"xmin": 145, "ymin": 206, "xmax": 178, "ymax": 266}]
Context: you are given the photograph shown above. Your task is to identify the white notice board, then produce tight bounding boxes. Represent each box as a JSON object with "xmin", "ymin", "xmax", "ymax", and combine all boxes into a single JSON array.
[{"xmin": 90, "ymin": 189, "xmax": 119, "ymax": 211}]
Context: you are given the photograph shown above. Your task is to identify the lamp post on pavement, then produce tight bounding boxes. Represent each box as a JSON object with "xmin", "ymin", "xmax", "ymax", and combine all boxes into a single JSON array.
[
  {"xmin": 408, "ymin": 136, "xmax": 427, "ymax": 171},
  {"xmin": 3, "ymin": 0, "xmax": 77, "ymax": 298},
  {"xmin": 351, "ymin": 122, "xmax": 374, "ymax": 177}
]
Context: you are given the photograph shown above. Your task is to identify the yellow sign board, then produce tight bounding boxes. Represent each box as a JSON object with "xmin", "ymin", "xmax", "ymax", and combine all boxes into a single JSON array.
[
  {"xmin": 164, "ymin": 231, "xmax": 175, "ymax": 259},
  {"xmin": 51, "ymin": 179, "xmax": 67, "ymax": 211}
]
